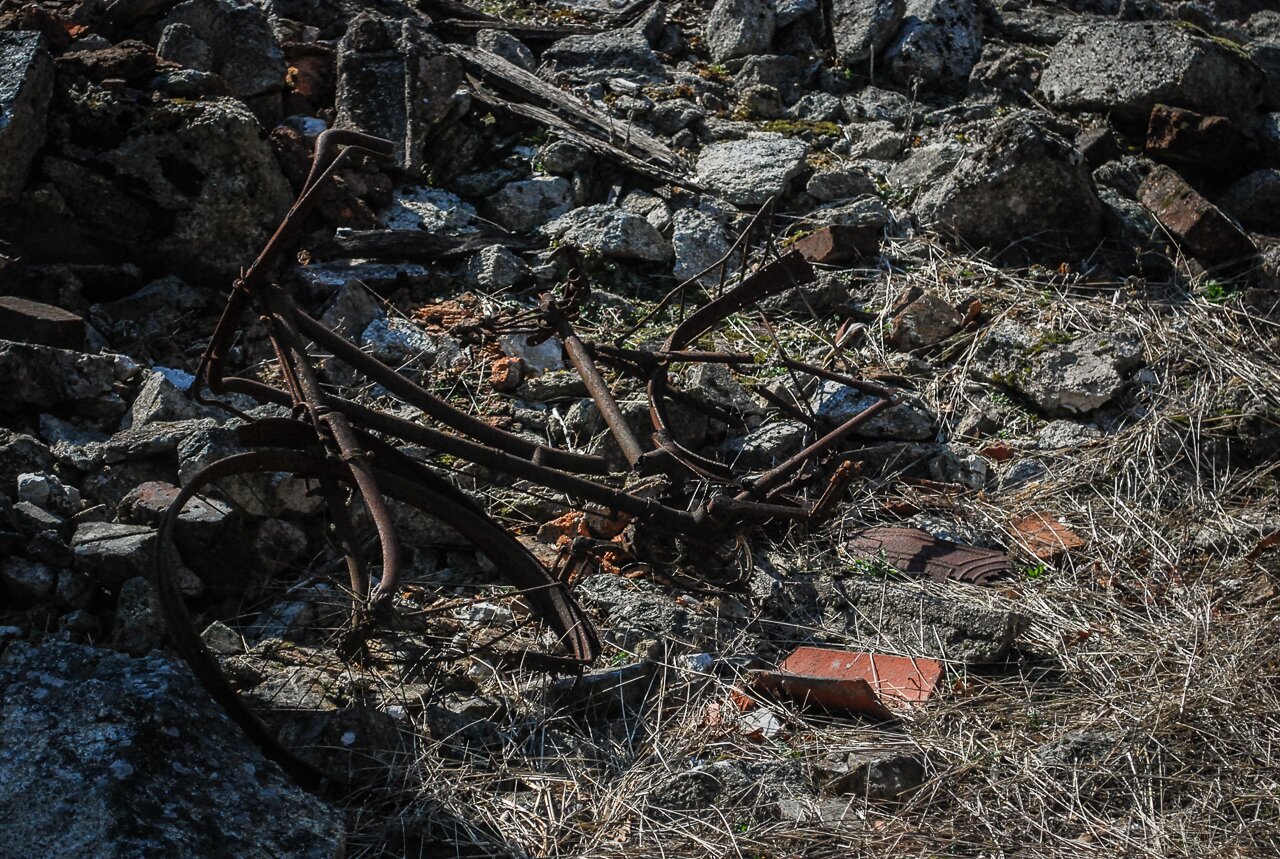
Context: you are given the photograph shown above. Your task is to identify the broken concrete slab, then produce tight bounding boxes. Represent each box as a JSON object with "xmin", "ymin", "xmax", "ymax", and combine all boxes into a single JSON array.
[
  {"xmin": 1040, "ymin": 21, "xmax": 1264, "ymax": 125},
  {"xmin": 971, "ymin": 321, "xmax": 1145, "ymax": 416},
  {"xmin": 694, "ymin": 136, "xmax": 808, "ymax": 206},
  {"xmin": 818, "ymin": 573, "xmax": 1023, "ymax": 664},
  {"xmin": 0, "ymin": 340, "xmax": 136, "ymax": 420},
  {"xmin": 913, "ymin": 110, "xmax": 1104, "ymax": 249}
]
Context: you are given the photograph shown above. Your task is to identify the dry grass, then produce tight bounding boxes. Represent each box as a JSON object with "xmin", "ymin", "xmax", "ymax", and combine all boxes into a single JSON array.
[{"xmin": 272, "ymin": 236, "xmax": 1280, "ymax": 858}]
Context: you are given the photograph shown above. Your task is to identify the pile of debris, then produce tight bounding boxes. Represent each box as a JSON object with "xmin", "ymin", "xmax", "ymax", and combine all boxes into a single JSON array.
[{"xmin": 1, "ymin": 0, "xmax": 1278, "ymax": 855}]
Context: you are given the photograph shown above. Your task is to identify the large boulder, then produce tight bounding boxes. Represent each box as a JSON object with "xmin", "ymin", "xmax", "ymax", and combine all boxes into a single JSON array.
[
  {"xmin": 44, "ymin": 96, "xmax": 292, "ymax": 284},
  {"xmin": 913, "ymin": 110, "xmax": 1104, "ymax": 249},
  {"xmin": 1039, "ymin": 22, "xmax": 1264, "ymax": 125},
  {"xmin": 882, "ymin": 0, "xmax": 983, "ymax": 89},
  {"xmin": 0, "ymin": 641, "xmax": 344, "ymax": 857},
  {"xmin": 831, "ymin": 0, "xmax": 905, "ymax": 67},
  {"xmin": 704, "ymin": 0, "xmax": 776, "ymax": 62},
  {"xmin": 158, "ymin": 0, "xmax": 285, "ymax": 99},
  {"xmin": 0, "ymin": 31, "xmax": 53, "ymax": 201}
]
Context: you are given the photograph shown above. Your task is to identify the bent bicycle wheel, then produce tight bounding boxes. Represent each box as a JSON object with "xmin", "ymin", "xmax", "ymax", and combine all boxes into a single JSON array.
[{"xmin": 155, "ymin": 448, "xmax": 598, "ymax": 795}]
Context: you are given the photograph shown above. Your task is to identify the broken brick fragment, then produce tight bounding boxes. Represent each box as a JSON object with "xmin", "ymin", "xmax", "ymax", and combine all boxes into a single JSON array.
[
  {"xmin": 1137, "ymin": 165, "xmax": 1255, "ymax": 266},
  {"xmin": 753, "ymin": 646, "xmax": 943, "ymax": 718},
  {"xmin": 1145, "ymin": 104, "xmax": 1241, "ymax": 170},
  {"xmin": 0, "ymin": 297, "xmax": 84, "ymax": 350},
  {"xmin": 789, "ymin": 224, "xmax": 880, "ymax": 265},
  {"xmin": 489, "ymin": 356, "xmax": 522, "ymax": 392}
]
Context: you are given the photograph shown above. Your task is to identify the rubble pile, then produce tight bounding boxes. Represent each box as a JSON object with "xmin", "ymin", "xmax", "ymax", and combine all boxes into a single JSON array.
[{"xmin": 1, "ymin": 0, "xmax": 1278, "ymax": 855}]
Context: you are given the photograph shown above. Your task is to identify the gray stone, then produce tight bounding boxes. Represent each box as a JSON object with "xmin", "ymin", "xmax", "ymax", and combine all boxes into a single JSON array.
[
  {"xmin": 818, "ymin": 575, "xmax": 1022, "ymax": 664},
  {"xmin": 123, "ymin": 370, "xmax": 222, "ymax": 429},
  {"xmin": 156, "ymin": 22, "xmax": 212, "ymax": 73},
  {"xmin": 73, "ymin": 419, "xmax": 217, "ymax": 472},
  {"xmin": 0, "ymin": 32, "xmax": 53, "ymax": 200},
  {"xmin": 518, "ymin": 369, "xmax": 587, "ymax": 401},
  {"xmin": 722, "ymin": 420, "xmax": 807, "ymax": 469},
  {"xmin": 537, "ymin": 139, "xmax": 594, "ymax": 176},
  {"xmin": 789, "ymin": 91, "xmax": 844, "ymax": 123},
  {"xmin": 883, "ymin": 0, "xmax": 983, "ymax": 89},
  {"xmin": 0, "ymin": 557, "xmax": 57, "ymax": 606},
  {"xmin": 887, "ymin": 142, "xmax": 966, "ymax": 198},
  {"xmin": 777, "ymin": 0, "xmax": 819, "ymax": 27},
  {"xmin": 1098, "ymin": 186, "xmax": 1163, "ymax": 247},
  {"xmin": 890, "ymin": 289, "xmax": 963, "ymax": 349},
  {"xmin": 913, "ymin": 110, "xmax": 1104, "ymax": 248},
  {"xmin": 832, "ymin": 0, "xmax": 906, "ymax": 67},
  {"xmin": 577, "ymin": 574, "xmax": 718, "ymax": 650},
  {"xmin": 543, "ymin": 29, "xmax": 667, "ymax": 84},
  {"xmin": 812, "ymin": 380, "xmax": 935, "ymax": 440},
  {"xmin": 360, "ymin": 316, "xmax": 466, "ymax": 370},
  {"xmin": 0, "ymin": 430, "xmax": 53, "ymax": 501},
  {"xmin": 704, "ymin": 0, "xmax": 776, "ymax": 62},
  {"xmin": 683, "ymin": 363, "xmax": 764, "ymax": 424},
  {"xmin": 806, "ymin": 166, "xmax": 878, "ymax": 202},
  {"xmin": 542, "ymin": 205, "xmax": 673, "ymax": 263},
  {"xmin": 1036, "ymin": 729, "xmax": 1124, "ymax": 768},
  {"xmin": 1040, "ymin": 22, "xmax": 1264, "ymax": 124},
  {"xmin": 475, "ymin": 29, "xmax": 535, "ymax": 72},
  {"xmin": 382, "ymin": 185, "xmax": 476, "ymax": 232},
  {"xmin": 318, "ymin": 280, "xmax": 382, "ymax": 341},
  {"xmin": 465, "ymin": 244, "xmax": 529, "ymax": 290},
  {"xmin": 971, "ymin": 321, "xmax": 1145, "ymax": 416},
  {"xmin": 16, "ymin": 472, "xmax": 80, "ymax": 517},
  {"xmin": 201, "ymin": 619, "xmax": 244, "ymax": 655},
  {"xmin": 489, "ymin": 176, "xmax": 575, "ymax": 233},
  {"xmin": 997, "ymin": 457, "xmax": 1049, "ymax": 491},
  {"xmin": 650, "ymin": 760, "xmax": 756, "ymax": 810},
  {"xmin": 650, "ymin": 98, "xmax": 704, "ymax": 135},
  {"xmin": 817, "ymin": 748, "xmax": 926, "ymax": 799},
  {"xmin": 1036, "ymin": 419, "xmax": 1102, "ymax": 450},
  {"xmin": 672, "ymin": 208, "xmax": 735, "ymax": 286},
  {"xmin": 843, "ymin": 86, "xmax": 915, "ymax": 126},
  {"xmin": 695, "ymin": 135, "xmax": 808, "ymax": 206},
  {"xmin": 160, "ymin": 0, "xmax": 284, "ymax": 98},
  {"xmin": 71, "ymin": 522, "xmax": 158, "ymax": 592},
  {"xmin": 848, "ymin": 120, "xmax": 904, "ymax": 159},
  {"xmin": 1217, "ymin": 168, "xmax": 1280, "ymax": 233},
  {"xmin": 0, "ymin": 641, "xmax": 344, "ymax": 857},
  {"xmin": 111, "ymin": 576, "xmax": 164, "ymax": 656},
  {"xmin": 927, "ymin": 445, "xmax": 988, "ymax": 489},
  {"xmin": 0, "ymin": 341, "xmax": 136, "ymax": 420},
  {"xmin": 177, "ymin": 426, "xmax": 324, "ymax": 518}
]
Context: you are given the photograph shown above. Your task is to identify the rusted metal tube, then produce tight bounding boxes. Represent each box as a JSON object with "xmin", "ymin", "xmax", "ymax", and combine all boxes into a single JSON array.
[{"xmin": 551, "ymin": 311, "xmax": 648, "ymax": 469}]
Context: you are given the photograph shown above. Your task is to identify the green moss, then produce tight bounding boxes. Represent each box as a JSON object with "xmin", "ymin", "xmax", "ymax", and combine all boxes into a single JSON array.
[{"xmin": 761, "ymin": 119, "xmax": 842, "ymax": 138}]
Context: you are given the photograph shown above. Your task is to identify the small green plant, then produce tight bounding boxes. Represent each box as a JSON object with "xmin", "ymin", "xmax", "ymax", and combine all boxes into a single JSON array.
[
  {"xmin": 1202, "ymin": 279, "xmax": 1234, "ymax": 303},
  {"xmin": 850, "ymin": 549, "xmax": 899, "ymax": 579},
  {"xmin": 1024, "ymin": 562, "xmax": 1048, "ymax": 580}
]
